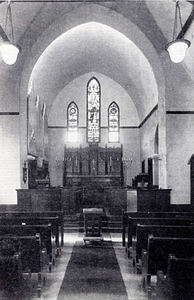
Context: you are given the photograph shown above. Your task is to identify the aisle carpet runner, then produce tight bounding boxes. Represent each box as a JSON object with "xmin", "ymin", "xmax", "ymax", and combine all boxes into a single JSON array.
[{"xmin": 57, "ymin": 240, "xmax": 128, "ymax": 300}]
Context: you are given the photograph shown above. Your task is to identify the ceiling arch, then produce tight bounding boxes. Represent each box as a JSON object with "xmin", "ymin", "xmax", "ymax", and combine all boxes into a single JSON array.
[
  {"xmin": 29, "ymin": 21, "xmax": 158, "ymax": 122},
  {"xmin": 20, "ymin": 3, "xmax": 165, "ymax": 123}
]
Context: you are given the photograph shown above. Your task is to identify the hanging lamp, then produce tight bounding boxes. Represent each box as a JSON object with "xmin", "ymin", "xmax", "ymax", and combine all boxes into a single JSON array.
[
  {"xmin": 165, "ymin": 0, "xmax": 190, "ymax": 63},
  {"xmin": 0, "ymin": 1, "xmax": 20, "ymax": 65}
]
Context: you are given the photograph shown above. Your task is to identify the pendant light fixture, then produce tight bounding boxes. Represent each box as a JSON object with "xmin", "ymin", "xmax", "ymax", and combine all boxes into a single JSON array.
[
  {"xmin": 0, "ymin": 1, "xmax": 20, "ymax": 65},
  {"xmin": 165, "ymin": 0, "xmax": 190, "ymax": 63}
]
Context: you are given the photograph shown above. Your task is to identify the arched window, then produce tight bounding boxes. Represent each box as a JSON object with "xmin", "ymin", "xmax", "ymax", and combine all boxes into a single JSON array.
[
  {"xmin": 108, "ymin": 101, "xmax": 119, "ymax": 142},
  {"xmin": 87, "ymin": 77, "xmax": 100, "ymax": 143},
  {"xmin": 67, "ymin": 102, "xmax": 78, "ymax": 142}
]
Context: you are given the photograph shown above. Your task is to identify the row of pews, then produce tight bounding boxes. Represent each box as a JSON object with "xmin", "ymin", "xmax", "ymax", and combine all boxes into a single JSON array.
[
  {"xmin": 122, "ymin": 211, "xmax": 194, "ymax": 300},
  {"xmin": 0, "ymin": 210, "xmax": 64, "ymax": 298}
]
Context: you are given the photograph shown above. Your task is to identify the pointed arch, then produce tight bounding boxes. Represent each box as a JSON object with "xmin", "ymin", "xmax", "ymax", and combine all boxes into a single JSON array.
[
  {"xmin": 108, "ymin": 101, "xmax": 120, "ymax": 142},
  {"xmin": 87, "ymin": 77, "xmax": 101, "ymax": 143},
  {"xmin": 67, "ymin": 101, "xmax": 79, "ymax": 142}
]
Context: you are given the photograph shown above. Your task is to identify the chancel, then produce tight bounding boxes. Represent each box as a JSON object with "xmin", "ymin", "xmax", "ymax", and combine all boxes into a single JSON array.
[{"xmin": 0, "ymin": 1, "xmax": 194, "ymax": 300}]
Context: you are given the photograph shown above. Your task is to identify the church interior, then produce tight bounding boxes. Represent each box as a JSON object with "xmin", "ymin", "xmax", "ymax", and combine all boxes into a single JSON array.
[{"xmin": 0, "ymin": 0, "xmax": 194, "ymax": 299}]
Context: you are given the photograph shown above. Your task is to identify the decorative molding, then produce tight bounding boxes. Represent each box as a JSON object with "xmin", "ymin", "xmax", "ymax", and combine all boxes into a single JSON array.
[
  {"xmin": 48, "ymin": 126, "xmax": 67, "ymax": 128},
  {"xmin": 166, "ymin": 111, "xmax": 194, "ymax": 114},
  {"xmin": 120, "ymin": 126, "xmax": 139, "ymax": 129},
  {"xmin": 49, "ymin": 125, "xmax": 139, "ymax": 129},
  {"xmin": 0, "ymin": 112, "xmax": 19, "ymax": 115}
]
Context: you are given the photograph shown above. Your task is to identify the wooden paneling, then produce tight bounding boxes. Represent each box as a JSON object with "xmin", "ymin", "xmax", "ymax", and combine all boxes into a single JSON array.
[
  {"xmin": 17, "ymin": 189, "xmax": 62, "ymax": 211},
  {"xmin": 137, "ymin": 189, "xmax": 171, "ymax": 212}
]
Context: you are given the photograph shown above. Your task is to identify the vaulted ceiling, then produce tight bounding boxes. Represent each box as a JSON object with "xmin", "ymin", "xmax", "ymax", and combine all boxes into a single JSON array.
[{"xmin": 0, "ymin": 0, "xmax": 194, "ymax": 122}]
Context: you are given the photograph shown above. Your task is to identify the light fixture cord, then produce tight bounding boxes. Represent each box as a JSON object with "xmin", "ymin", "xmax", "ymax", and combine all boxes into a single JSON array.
[
  {"xmin": 177, "ymin": 1, "xmax": 184, "ymax": 38},
  {"xmin": 5, "ymin": 1, "xmax": 15, "ymax": 44},
  {"xmin": 173, "ymin": 0, "xmax": 184, "ymax": 40}
]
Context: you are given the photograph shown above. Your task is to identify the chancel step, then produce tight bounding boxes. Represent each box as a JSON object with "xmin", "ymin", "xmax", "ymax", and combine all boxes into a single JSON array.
[{"xmin": 63, "ymin": 214, "xmax": 122, "ymax": 233}]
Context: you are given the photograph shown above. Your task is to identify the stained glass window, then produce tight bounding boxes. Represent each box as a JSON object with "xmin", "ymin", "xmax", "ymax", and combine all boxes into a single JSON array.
[
  {"xmin": 67, "ymin": 102, "xmax": 78, "ymax": 142},
  {"xmin": 108, "ymin": 101, "xmax": 119, "ymax": 142},
  {"xmin": 87, "ymin": 77, "xmax": 100, "ymax": 143}
]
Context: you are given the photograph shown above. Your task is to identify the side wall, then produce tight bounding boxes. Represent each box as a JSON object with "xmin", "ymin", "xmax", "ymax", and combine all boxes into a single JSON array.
[
  {"xmin": 164, "ymin": 60, "xmax": 194, "ymax": 205},
  {"xmin": 0, "ymin": 66, "xmax": 21, "ymax": 204},
  {"xmin": 166, "ymin": 114, "xmax": 194, "ymax": 204}
]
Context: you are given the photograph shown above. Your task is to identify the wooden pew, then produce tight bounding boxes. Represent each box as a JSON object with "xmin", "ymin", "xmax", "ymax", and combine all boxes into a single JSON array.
[
  {"xmin": 0, "ymin": 224, "xmax": 54, "ymax": 272},
  {"xmin": 0, "ymin": 216, "xmax": 61, "ymax": 256},
  {"xmin": 0, "ymin": 234, "xmax": 45, "ymax": 298},
  {"xmin": 122, "ymin": 211, "xmax": 194, "ymax": 247},
  {"xmin": 132, "ymin": 224, "xmax": 194, "ymax": 273},
  {"xmin": 0, "ymin": 211, "xmax": 64, "ymax": 246},
  {"xmin": 126, "ymin": 217, "xmax": 191, "ymax": 256},
  {"xmin": 156, "ymin": 254, "xmax": 194, "ymax": 300},
  {"xmin": 0, "ymin": 252, "xmax": 22, "ymax": 290},
  {"xmin": 141, "ymin": 237, "xmax": 194, "ymax": 299}
]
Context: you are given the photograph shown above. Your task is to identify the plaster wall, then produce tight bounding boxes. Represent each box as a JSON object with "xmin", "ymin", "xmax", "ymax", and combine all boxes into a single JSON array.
[
  {"xmin": 162, "ymin": 57, "xmax": 194, "ymax": 204},
  {"xmin": 140, "ymin": 110, "xmax": 158, "ymax": 172},
  {"xmin": 121, "ymin": 128, "xmax": 140, "ymax": 186},
  {"xmin": 0, "ymin": 115, "xmax": 20, "ymax": 204},
  {"xmin": 166, "ymin": 114, "xmax": 194, "ymax": 204},
  {"xmin": 0, "ymin": 63, "xmax": 21, "ymax": 204},
  {"xmin": 164, "ymin": 61, "xmax": 194, "ymax": 111}
]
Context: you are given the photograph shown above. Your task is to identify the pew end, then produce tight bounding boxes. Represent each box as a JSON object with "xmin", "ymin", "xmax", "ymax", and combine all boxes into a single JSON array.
[
  {"xmin": 156, "ymin": 254, "xmax": 194, "ymax": 300},
  {"xmin": 141, "ymin": 237, "xmax": 194, "ymax": 299}
]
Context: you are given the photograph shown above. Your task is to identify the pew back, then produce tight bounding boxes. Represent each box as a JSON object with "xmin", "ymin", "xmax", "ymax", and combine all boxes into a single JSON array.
[
  {"xmin": 0, "ymin": 211, "xmax": 64, "ymax": 246},
  {"xmin": 147, "ymin": 237, "xmax": 194, "ymax": 275},
  {"xmin": 136, "ymin": 224, "xmax": 194, "ymax": 258},
  {"xmin": 127, "ymin": 217, "xmax": 191, "ymax": 247},
  {"xmin": 122, "ymin": 211, "xmax": 194, "ymax": 246},
  {"xmin": 0, "ymin": 224, "xmax": 52, "ymax": 255},
  {"xmin": 0, "ymin": 216, "xmax": 59, "ymax": 246},
  {"xmin": 157, "ymin": 254, "xmax": 194, "ymax": 300},
  {"xmin": 0, "ymin": 235, "xmax": 42, "ymax": 273}
]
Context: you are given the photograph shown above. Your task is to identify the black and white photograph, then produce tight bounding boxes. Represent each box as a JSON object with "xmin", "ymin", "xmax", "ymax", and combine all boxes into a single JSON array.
[{"xmin": 0, "ymin": 0, "xmax": 194, "ymax": 299}]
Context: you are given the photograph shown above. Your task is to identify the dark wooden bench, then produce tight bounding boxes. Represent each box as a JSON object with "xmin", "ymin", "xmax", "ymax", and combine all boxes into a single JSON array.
[
  {"xmin": 0, "ymin": 234, "xmax": 45, "ymax": 298},
  {"xmin": 122, "ymin": 211, "xmax": 194, "ymax": 247},
  {"xmin": 0, "ymin": 224, "xmax": 54, "ymax": 272},
  {"xmin": 0, "ymin": 252, "xmax": 22, "ymax": 291},
  {"xmin": 141, "ymin": 237, "xmax": 194, "ymax": 299},
  {"xmin": 0, "ymin": 211, "xmax": 64, "ymax": 246},
  {"xmin": 156, "ymin": 254, "xmax": 194, "ymax": 300},
  {"xmin": 0, "ymin": 216, "xmax": 61, "ymax": 255},
  {"xmin": 126, "ymin": 217, "xmax": 191, "ymax": 256},
  {"xmin": 132, "ymin": 224, "xmax": 194, "ymax": 273}
]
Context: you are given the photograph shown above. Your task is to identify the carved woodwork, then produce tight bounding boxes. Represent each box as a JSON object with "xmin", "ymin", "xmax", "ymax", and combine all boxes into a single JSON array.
[{"xmin": 63, "ymin": 144, "xmax": 123, "ymax": 187}]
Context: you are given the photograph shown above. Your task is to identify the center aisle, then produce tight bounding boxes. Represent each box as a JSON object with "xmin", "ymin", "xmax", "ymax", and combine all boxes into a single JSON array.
[
  {"xmin": 57, "ymin": 235, "xmax": 128, "ymax": 300},
  {"xmin": 41, "ymin": 233, "xmax": 148, "ymax": 300}
]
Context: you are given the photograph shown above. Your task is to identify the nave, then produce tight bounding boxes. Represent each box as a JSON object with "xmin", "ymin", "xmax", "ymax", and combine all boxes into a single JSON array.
[{"xmin": 0, "ymin": 232, "xmax": 148, "ymax": 300}]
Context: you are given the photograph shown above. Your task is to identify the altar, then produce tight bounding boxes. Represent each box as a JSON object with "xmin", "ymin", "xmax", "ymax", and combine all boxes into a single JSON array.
[{"xmin": 63, "ymin": 144, "xmax": 124, "ymax": 187}]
